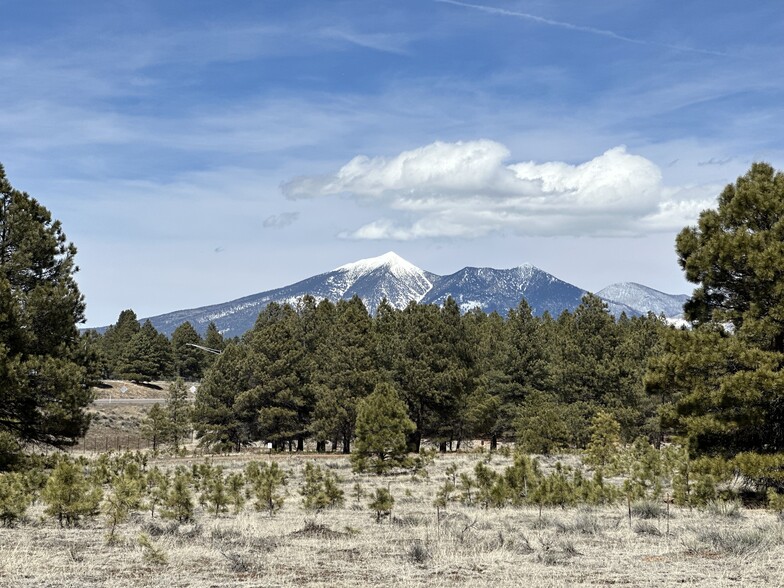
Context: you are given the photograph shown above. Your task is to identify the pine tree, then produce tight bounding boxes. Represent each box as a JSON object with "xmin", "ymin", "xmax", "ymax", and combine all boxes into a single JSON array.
[
  {"xmin": 167, "ymin": 378, "xmax": 191, "ymax": 451},
  {"xmin": 103, "ymin": 470, "xmax": 144, "ymax": 542},
  {"xmin": 251, "ymin": 461, "xmax": 287, "ymax": 516},
  {"xmin": 0, "ymin": 472, "xmax": 31, "ymax": 526},
  {"xmin": 192, "ymin": 343, "xmax": 254, "ymax": 452},
  {"xmin": 677, "ymin": 163, "xmax": 784, "ymax": 351},
  {"xmin": 311, "ymin": 297, "xmax": 376, "ymax": 454},
  {"xmin": 145, "ymin": 466, "xmax": 169, "ymax": 518},
  {"xmin": 0, "ymin": 165, "xmax": 92, "ymax": 457},
  {"xmin": 226, "ymin": 472, "xmax": 246, "ymax": 514},
  {"xmin": 368, "ymin": 487, "xmax": 394, "ymax": 523},
  {"xmin": 100, "ymin": 310, "xmax": 140, "ymax": 377},
  {"xmin": 391, "ymin": 301, "xmax": 470, "ymax": 452},
  {"xmin": 171, "ymin": 322, "xmax": 204, "ymax": 380},
  {"xmin": 300, "ymin": 462, "xmax": 344, "ymax": 511},
  {"xmin": 242, "ymin": 304, "xmax": 311, "ymax": 451},
  {"xmin": 141, "ymin": 404, "xmax": 169, "ymax": 452},
  {"xmin": 162, "ymin": 469, "xmax": 194, "ymax": 523},
  {"xmin": 202, "ymin": 473, "xmax": 230, "ymax": 517},
  {"xmin": 351, "ymin": 382, "xmax": 415, "ymax": 474},
  {"xmin": 646, "ymin": 328, "xmax": 784, "ymax": 455},
  {"xmin": 584, "ymin": 411, "xmax": 622, "ymax": 471},
  {"xmin": 118, "ymin": 320, "xmax": 172, "ymax": 382},
  {"xmin": 462, "ymin": 310, "xmax": 511, "ymax": 450},
  {"xmin": 42, "ymin": 459, "xmax": 102, "ymax": 527}
]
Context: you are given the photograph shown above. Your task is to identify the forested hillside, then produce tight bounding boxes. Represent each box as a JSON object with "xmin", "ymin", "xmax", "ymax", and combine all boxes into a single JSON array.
[{"xmin": 192, "ymin": 295, "xmax": 667, "ymax": 454}]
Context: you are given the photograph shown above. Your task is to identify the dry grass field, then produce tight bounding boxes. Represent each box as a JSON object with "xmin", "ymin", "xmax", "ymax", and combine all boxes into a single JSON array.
[{"xmin": 2, "ymin": 450, "xmax": 783, "ymax": 588}]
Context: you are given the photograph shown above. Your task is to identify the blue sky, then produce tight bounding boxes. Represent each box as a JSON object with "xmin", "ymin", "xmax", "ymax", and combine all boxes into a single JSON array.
[{"xmin": 3, "ymin": 1, "xmax": 783, "ymax": 327}]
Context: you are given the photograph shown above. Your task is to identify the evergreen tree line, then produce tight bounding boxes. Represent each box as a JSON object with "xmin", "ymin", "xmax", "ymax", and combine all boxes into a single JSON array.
[
  {"xmin": 192, "ymin": 293, "xmax": 668, "ymax": 454},
  {"xmin": 83, "ymin": 310, "xmax": 227, "ymax": 383}
]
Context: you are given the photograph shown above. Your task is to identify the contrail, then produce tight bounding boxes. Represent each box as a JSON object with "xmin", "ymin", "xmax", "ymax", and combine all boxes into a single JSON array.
[{"xmin": 435, "ymin": 0, "xmax": 726, "ymax": 57}]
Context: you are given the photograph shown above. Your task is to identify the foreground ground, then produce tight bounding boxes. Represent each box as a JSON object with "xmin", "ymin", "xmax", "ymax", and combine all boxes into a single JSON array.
[{"xmin": 1, "ymin": 452, "xmax": 782, "ymax": 587}]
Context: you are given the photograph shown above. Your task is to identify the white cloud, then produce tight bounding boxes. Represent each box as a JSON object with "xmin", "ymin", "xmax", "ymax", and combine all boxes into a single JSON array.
[{"xmin": 283, "ymin": 140, "xmax": 710, "ymax": 239}]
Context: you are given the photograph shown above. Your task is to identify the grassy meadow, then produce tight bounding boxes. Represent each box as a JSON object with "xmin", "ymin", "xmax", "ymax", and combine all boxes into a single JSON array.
[{"xmin": 2, "ymin": 447, "xmax": 783, "ymax": 588}]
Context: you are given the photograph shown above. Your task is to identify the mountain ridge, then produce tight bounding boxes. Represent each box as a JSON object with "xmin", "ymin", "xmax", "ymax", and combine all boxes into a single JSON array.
[{"xmin": 106, "ymin": 252, "xmax": 689, "ymax": 337}]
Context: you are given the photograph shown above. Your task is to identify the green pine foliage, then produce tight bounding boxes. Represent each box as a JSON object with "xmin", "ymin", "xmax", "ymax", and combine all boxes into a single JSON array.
[
  {"xmin": 299, "ymin": 462, "xmax": 344, "ymax": 511},
  {"xmin": 202, "ymin": 473, "xmax": 230, "ymax": 517},
  {"xmin": 584, "ymin": 411, "xmax": 622, "ymax": 471},
  {"xmin": 351, "ymin": 383, "xmax": 415, "ymax": 474},
  {"xmin": 0, "ymin": 472, "xmax": 31, "ymax": 526},
  {"xmin": 248, "ymin": 461, "xmax": 287, "ymax": 515},
  {"xmin": 171, "ymin": 322, "xmax": 204, "ymax": 380},
  {"xmin": 162, "ymin": 468, "xmax": 194, "ymax": 523},
  {"xmin": 146, "ymin": 466, "xmax": 169, "ymax": 518},
  {"xmin": 225, "ymin": 472, "xmax": 246, "ymax": 514},
  {"xmin": 167, "ymin": 378, "xmax": 192, "ymax": 451},
  {"xmin": 0, "ymin": 165, "xmax": 94, "ymax": 457},
  {"xmin": 103, "ymin": 469, "xmax": 145, "ymax": 542},
  {"xmin": 42, "ymin": 459, "xmax": 102, "ymax": 527},
  {"xmin": 141, "ymin": 403, "xmax": 169, "ymax": 452},
  {"xmin": 118, "ymin": 320, "xmax": 172, "ymax": 382},
  {"xmin": 368, "ymin": 487, "xmax": 394, "ymax": 523}
]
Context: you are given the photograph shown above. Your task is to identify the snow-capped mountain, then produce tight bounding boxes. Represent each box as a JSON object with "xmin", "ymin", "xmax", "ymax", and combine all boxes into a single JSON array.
[
  {"xmin": 142, "ymin": 252, "xmax": 436, "ymax": 337},
  {"xmin": 125, "ymin": 252, "xmax": 689, "ymax": 337},
  {"xmin": 597, "ymin": 282, "xmax": 689, "ymax": 319},
  {"xmin": 333, "ymin": 252, "xmax": 435, "ymax": 312},
  {"xmin": 421, "ymin": 264, "xmax": 586, "ymax": 316}
]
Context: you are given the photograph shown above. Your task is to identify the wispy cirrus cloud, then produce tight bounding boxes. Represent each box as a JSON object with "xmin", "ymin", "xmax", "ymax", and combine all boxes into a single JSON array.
[
  {"xmin": 263, "ymin": 212, "xmax": 300, "ymax": 229},
  {"xmin": 435, "ymin": 0, "xmax": 727, "ymax": 57},
  {"xmin": 283, "ymin": 140, "xmax": 714, "ymax": 239},
  {"xmin": 318, "ymin": 27, "xmax": 413, "ymax": 55}
]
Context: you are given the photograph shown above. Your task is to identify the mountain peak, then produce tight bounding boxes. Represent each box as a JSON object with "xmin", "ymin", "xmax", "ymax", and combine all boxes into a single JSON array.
[
  {"xmin": 335, "ymin": 251, "xmax": 423, "ymax": 279},
  {"xmin": 597, "ymin": 282, "xmax": 689, "ymax": 318}
]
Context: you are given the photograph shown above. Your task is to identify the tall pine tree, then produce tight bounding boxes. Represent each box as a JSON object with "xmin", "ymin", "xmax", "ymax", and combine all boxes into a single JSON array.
[{"xmin": 0, "ymin": 164, "xmax": 92, "ymax": 459}]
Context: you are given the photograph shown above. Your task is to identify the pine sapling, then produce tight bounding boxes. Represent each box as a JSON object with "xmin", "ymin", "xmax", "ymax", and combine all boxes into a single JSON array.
[
  {"xmin": 253, "ymin": 462, "xmax": 287, "ymax": 516},
  {"xmin": 368, "ymin": 487, "xmax": 394, "ymax": 523}
]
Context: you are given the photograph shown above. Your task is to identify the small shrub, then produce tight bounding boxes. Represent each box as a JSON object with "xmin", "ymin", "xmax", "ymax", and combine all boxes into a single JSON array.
[
  {"xmin": 0, "ymin": 472, "xmax": 31, "ymax": 526},
  {"xmin": 572, "ymin": 513, "xmax": 601, "ymax": 535},
  {"xmin": 251, "ymin": 462, "xmax": 287, "ymax": 516},
  {"xmin": 696, "ymin": 528, "xmax": 768, "ymax": 556},
  {"xmin": 368, "ymin": 487, "xmax": 394, "ymax": 523},
  {"xmin": 221, "ymin": 551, "xmax": 252, "ymax": 573},
  {"xmin": 705, "ymin": 499, "xmax": 742, "ymax": 519},
  {"xmin": 407, "ymin": 540, "xmax": 430, "ymax": 565},
  {"xmin": 560, "ymin": 539, "xmax": 581, "ymax": 557},
  {"xmin": 138, "ymin": 533, "xmax": 168, "ymax": 565},
  {"xmin": 767, "ymin": 488, "xmax": 784, "ymax": 515},
  {"xmin": 351, "ymin": 482, "xmax": 365, "ymax": 502},
  {"xmin": 300, "ymin": 463, "xmax": 344, "ymax": 512},
  {"xmin": 42, "ymin": 459, "xmax": 102, "ymax": 527},
  {"xmin": 631, "ymin": 500, "xmax": 664, "ymax": 520},
  {"xmin": 162, "ymin": 470, "xmax": 194, "ymax": 523},
  {"xmin": 634, "ymin": 521, "xmax": 662, "ymax": 536}
]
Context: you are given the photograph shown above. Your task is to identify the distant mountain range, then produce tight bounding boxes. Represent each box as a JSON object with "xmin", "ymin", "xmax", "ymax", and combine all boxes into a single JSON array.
[{"xmin": 126, "ymin": 252, "xmax": 689, "ymax": 337}]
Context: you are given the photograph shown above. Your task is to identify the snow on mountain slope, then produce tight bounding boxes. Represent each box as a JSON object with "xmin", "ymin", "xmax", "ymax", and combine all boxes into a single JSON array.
[
  {"xmin": 597, "ymin": 282, "xmax": 689, "ymax": 318},
  {"xmin": 106, "ymin": 253, "xmax": 689, "ymax": 338},
  {"xmin": 422, "ymin": 264, "xmax": 586, "ymax": 317},
  {"xmin": 331, "ymin": 251, "xmax": 433, "ymax": 309}
]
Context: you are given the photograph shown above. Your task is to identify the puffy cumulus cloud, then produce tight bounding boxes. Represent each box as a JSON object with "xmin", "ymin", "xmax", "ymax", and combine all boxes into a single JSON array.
[{"xmin": 282, "ymin": 140, "xmax": 713, "ymax": 239}]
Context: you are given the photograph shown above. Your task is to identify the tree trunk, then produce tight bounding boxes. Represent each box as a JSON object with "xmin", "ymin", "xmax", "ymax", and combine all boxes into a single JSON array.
[
  {"xmin": 490, "ymin": 434, "xmax": 497, "ymax": 451},
  {"xmin": 297, "ymin": 437, "xmax": 304, "ymax": 452},
  {"xmin": 439, "ymin": 441, "xmax": 447, "ymax": 453},
  {"xmin": 408, "ymin": 430, "xmax": 421, "ymax": 453},
  {"xmin": 342, "ymin": 436, "xmax": 351, "ymax": 454}
]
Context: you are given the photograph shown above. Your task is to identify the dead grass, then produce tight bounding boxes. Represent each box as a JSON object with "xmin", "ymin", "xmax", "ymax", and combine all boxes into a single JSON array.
[{"xmin": 2, "ymin": 452, "xmax": 784, "ymax": 587}]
